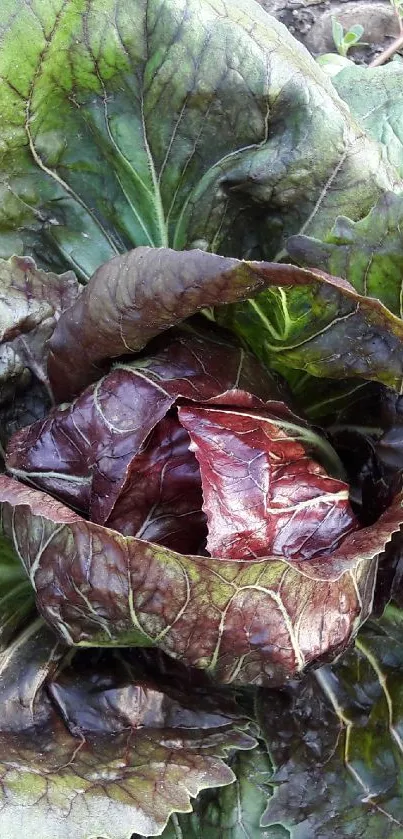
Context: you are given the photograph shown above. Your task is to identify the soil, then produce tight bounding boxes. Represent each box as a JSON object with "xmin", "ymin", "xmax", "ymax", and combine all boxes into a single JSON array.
[{"xmin": 256, "ymin": 0, "xmax": 403, "ymax": 65}]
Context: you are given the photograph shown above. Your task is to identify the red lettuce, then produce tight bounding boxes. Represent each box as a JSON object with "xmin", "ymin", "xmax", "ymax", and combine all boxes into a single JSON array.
[
  {"xmin": 1, "ymin": 245, "xmax": 402, "ymax": 699},
  {"xmin": 178, "ymin": 402, "xmax": 359, "ymax": 560},
  {"xmin": 2, "ymin": 322, "xmax": 402, "ymax": 686}
]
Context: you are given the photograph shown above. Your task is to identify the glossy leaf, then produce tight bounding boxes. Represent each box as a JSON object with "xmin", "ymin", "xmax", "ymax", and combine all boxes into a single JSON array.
[
  {"xmin": 0, "ymin": 619, "xmax": 63, "ymax": 732},
  {"xmin": 0, "ymin": 474, "xmax": 398, "ymax": 686},
  {"xmin": 218, "ymin": 262, "xmax": 403, "ymax": 391},
  {"xmin": 0, "ymin": 0, "xmax": 397, "ymax": 281},
  {"xmin": 0, "ymin": 721, "xmax": 255, "ymax": 839},
  {"xmin": 106, "ymin": 415, "xmax": 206, "ymax": 553},
  {"xmin": 7, "ymin": 326, "xmax": 279, "ymax": 527},
  {"xmin": 259, "ymin": 604, "xmax": 403, "ymax": 838},
  {"xmin": 179, "ymin": 403, "xmax": 358, "ymax": 560},
  {"xmin": 313, "ymin": 382, "xmax": 403, "ymax": 520},
  {"xmin": 48, "ymin": 646, "xmax": 246, "ymax": 736},
  {"xmin": 288, "ymin": 192, "xmax": 403, "ymax": 317},
  {"xmin": 0, "ymin": 380, "xmax": 52, "ymax": 458},
  {"xmin": 48, "ymin": 249, "xmax": 306, "ymax": 402}
]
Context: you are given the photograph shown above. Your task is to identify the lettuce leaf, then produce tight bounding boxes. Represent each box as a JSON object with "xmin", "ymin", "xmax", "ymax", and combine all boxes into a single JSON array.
[
  {"xmin": 0, "ymin": 0, "xmax": 399, "ymax": 280},
  {"xmin": 333, "ymin": 63, "xmax": 403, "ymax": 178},
  {"xmin": 7, "ymin": 325, "xmax": 281, "ymax": 528},
  {"xmin": 46, "ymin": 250, "xmax": 403, "ymax": 402},
  {"xmin": 288, "ymin": 192, "xmax": 403, "ymax": 317},
  {"xmin": 0, "ymin": 619, "xmax": 255, "ymax": 839},
  {"xmin": 179, "ymin": 401, "xmax": 358, "ymax": 560},
  {"xmin": 47, "ymin": 248, "xmax": 289, "ymax": 400},
  {"xmin": 0, "ymin": 472, "xmax": 397, "ymax": 686},
  {"xmin": 259, "ymin": 604, "xmax": 403, "ymax": 838},
  {"xmin": 0, "ymin": 255, "xmax": 80, "ymax": 448},
  {"xmin": 156, "ymin": 747, "xmax": 273, "ymax": 839},
  {"xmin": 0, "ymin": 530, "xmax": 36, "ymax": 651},
  {"xmin": 217, "ymin": 262, "xmax": 403, "ymax": 390}
]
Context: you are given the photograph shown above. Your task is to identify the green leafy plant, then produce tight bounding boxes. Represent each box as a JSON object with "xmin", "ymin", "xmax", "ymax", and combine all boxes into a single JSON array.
[
  {"xmin": 331, "ymin": 17, "xmax": 365, "ymax": 57},
  {"xmin": 2, "ymin": 1, "xmax": 403, "ymax": 838}
]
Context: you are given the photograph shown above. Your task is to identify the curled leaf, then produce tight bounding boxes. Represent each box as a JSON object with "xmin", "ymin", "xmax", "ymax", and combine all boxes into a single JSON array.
[
  {"xmin": 49, "ymin": 253, "xmax": 403, "ymax": 402},
  {"xmin": 8, "ymin": 326, "xmax": 279, "ymax": 527},
  {"xmin": 0, "ymin": 474, "xmax": 399, "ymax": 686},
  {"xmin": 178, "ymin": 402, "xmax": 358, "ymax": 560},
  {"xmin": 48, "ymin": 248, "xmax": 290, "ymax": 400},
  {"xmin": 218, "ymin": 262, "xmax": 403, "ymax": 392},
  {"xmin": 106, "ymin": 415, "xmax": 206, "ymax": 553}
]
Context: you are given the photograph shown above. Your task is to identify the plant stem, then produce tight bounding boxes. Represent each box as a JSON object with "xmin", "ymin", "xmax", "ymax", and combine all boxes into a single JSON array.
[{"xmin": 369, "ymin": 32, "xmax": 403, "ymax": 67}]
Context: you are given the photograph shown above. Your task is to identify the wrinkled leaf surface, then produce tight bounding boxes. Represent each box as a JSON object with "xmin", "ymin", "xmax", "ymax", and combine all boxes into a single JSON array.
[{"xmin": 0, "ymin": 475, "xmax": 396, "ymax": 685}]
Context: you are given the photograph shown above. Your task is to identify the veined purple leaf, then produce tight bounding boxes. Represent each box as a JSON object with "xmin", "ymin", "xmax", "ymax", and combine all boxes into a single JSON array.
[
  {"xmin": 178, "ymin": 404, "xmax": 359, "ymax": 560},
  {"xmin": 105, "ymin": 415, "xmax": 206, "ymax": 554},
  {"xmin": 1, "ymin": 475, "xmax": 400, "ymax": 686},
  {"xmin": 6, "ymin": 365, "xmax": 175, "ymax": 521},
  {"xmin": 48, "ymin": 647, "xmax": 245, "ymax": 736},
  {"xmin": 48, "ymin": 252, "xmax": 403, "ymax": 405},
  {"xmin": 7, "ymin": 327, "xmax": 279, "ymax": 526},
  {"xmin": 47, "ymin": 249, "xmax": 287, "ymax": 401}
]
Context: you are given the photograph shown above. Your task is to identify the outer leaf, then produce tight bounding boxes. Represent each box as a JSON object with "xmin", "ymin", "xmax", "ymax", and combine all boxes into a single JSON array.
[
  {"xmin": 48, "ymin": 647, "xmax": 247, "ymax": 735},
  {"xmin": 0, "ymin": 254, "xmax": 80, "ymax": 446},
  {"xmin": 217, "ymin": 262, "xmax": 403, "ymax": 392},
  {"xmin": 333, "ymin": 63, "xmax": 403, "ymax": 177},
  {"xmin": 0, "ymin": 626, "xmax": 255, "ymax": 839},
  {"xmin": 178, "ymin": 403, "xmax": 358, "ymax": 560},
  {"xmin": 0, "ymin": 0, "xmax": 398, "ymax": 280},
  {"xmin": 258, "ymin": 604, "xmax": 403, "ymax": 838},
  {"xmin": 0, "ymin": 619, "xmax": 63, "ymax": 732},
  {"xmin": 271, "ymin": 369, "xmax": 374, "ymax": 423},
  {"xmin": 288, "ymin": 192, "xmax": 403, "ymax": 317},
  {"xmin": 0, "ymin": 254, "xmax": 79, "ymax": 389},
  {"xmin": 278, "ymin": 378, "xmax": 403, "ymax": 541},
  {"xmin": 0, "ymin": 380, "xmax": 53, "ymax": 457},
  {"xmin": 0, "ymin": 720, "xmax": 254, "ymax": 839},
  {"xmin": 48, "ymin": 248, "xmax": 299, "ymax": 401},
  {"xmin": 295, "ymin": 380, "xmax": 403, "ymax": 518},
  {"xmin": 51, "ymin": 254, "xmax": 403, "ymax": 401},
  {"xmin": 160, "ymin": 747, "xmax": 274, "ymax": 839},
  {"xmin": 1, "ymin": 474, "xmax": 399, "ymax": 686},
  {"xmin": 7, "ymin": 326, "xmax": 279, "ymax": 527}
]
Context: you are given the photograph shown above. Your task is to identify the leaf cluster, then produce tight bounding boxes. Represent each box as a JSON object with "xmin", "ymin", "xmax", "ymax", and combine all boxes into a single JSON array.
[{"xmin": 1, "ymin": 2, "xmax": 403, "ymax": 837}]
